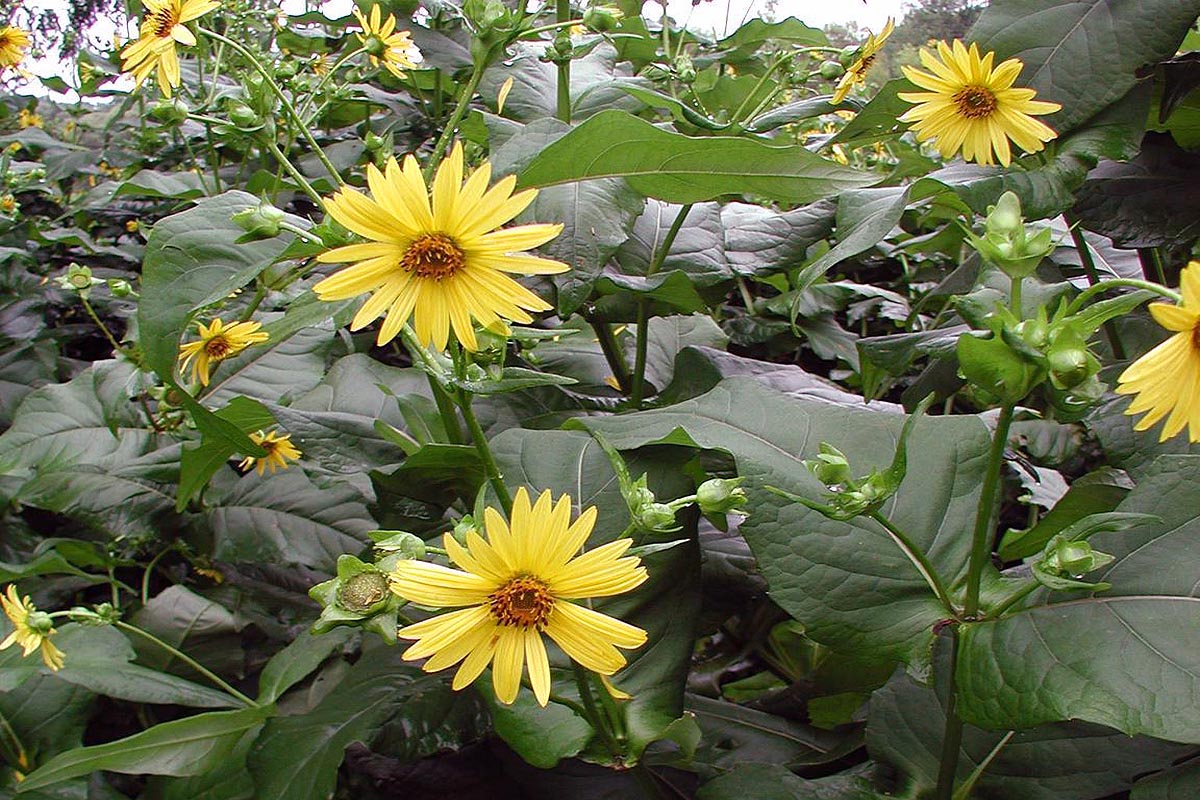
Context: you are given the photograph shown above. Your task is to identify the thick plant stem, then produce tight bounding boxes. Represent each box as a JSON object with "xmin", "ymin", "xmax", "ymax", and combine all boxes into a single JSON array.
[
  {"xmin": 426, "ymin": 66, "xmax": 485, "ymax": 177},
  {"xmin": 963, "ymin": 405, "xmax": 1014, "ymax": 618},
  {"xmin": 199, "ymin": 28, "xmax": 342, "ymax": 185},
  {"xmin": 79, "ymin": 294, "xmax": 125, "ymax": 356},
  {"xmin": 868, "ymin": 512, "xmax": 957, "ymax": 616},
  {"xmin": 456, "ymin": 387, "xmax": 513, "ymax": 516},
  {"xmin": 429, "ymin": 374, "xmax": 465, "ymax": 444},
  {"xmin": 590, "ymin": 319, "xmax": 631, "ymax": 392},
  {"xmin": 115, "ymin": 621, "xmax": 258, "ymax": 707},
  {"xmin": 572, "ymin": 665, "xmax": 624, "ymax": 757},
  {"xmin": 555, "ymin": 0, "xmax": 572, "ymax": 122},
  {"xmin": 933, "ymin": 628, "xmax": 964, "ymax": 800},
  {"xmin": 630, "ymin": 203, "xmax": 692, "ymax": 407},
  {"xmin": 1064, "ymin": 213, "xmax": 1125, "ymax": 360}
]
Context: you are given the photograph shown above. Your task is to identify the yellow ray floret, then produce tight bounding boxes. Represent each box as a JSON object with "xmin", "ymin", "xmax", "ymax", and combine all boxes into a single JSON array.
[
  {"xmin": 832, "ymin": 18, "xmax": 894, "ymax": 105},
  {"xmin": 1, "ymin": 585, "xmax": 64, "ymax": 671},
  {"xmin": 177, "ymin": 317, "xmax": 269, "ymax": 386},
  {"xmin": 897, "ymin": 39, "xmax": 1061, "ymax": 167},
  {"xmin": 391, "ymin": 487, "xmax": 648, "ymax": 706},
  {"xmin": 1116, "ymin": 261, "xmax": 1200, "ymax": 443},
  {"xmin": 314, "ymin": 142, "xmax": 568, "ymax": 351},
  {"xmin": 121, "ymin": 0, "xmax": 219, "ymax": 97},
  {"xmin": 0, "ymin": 26, "xmax": 31, "ymax": 72}
]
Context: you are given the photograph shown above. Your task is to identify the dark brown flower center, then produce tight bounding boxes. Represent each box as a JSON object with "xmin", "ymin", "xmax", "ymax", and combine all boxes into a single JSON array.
[
  {"xmin": 204, "ymin": 335, "xmax": 233, "ymax": 359},
  {"xmin": 1192, "ymin": 323, "xmax": 1200, "ymax": 350},
  {"xmin": 401, "ymin": 234, "xmax": 465, "ymax": 280},
  {"xmin": 149, "ymin": 8, "xmax": 180, "ymax": 38},
  {"xmin": 856, "ymin": 54, "xmax": 876, "ymax": 74},
  {"xmin": 489, "ymin": 577, "xmax": 554, "ymax": 628},
  {"xmin": 953, "ymin": 85, "xmax": 998, "ymax": 119}
]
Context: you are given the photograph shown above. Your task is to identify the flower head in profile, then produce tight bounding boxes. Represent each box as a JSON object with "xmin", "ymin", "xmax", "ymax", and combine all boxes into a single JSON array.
[
  {"xmin": 898, "ymin": 40, "xmax": 1061, "ymax": 167},
  {"xmin": 1116, "ymin": 262, "xmax": 1200, "ymax": 443},
  {"xmin": 177, "ymin": 317, "xmax": 269, "ymax": 386},
  {"xmin": 391, "ymin": 487, "xmax": 649, "ymax": 706},
  {"xmin": 314, "ymin": 142, "xmax": 567, "ymax": 351},
  {"xmin": 121, "ymin": 0, "xmax": 219, "ymax": 97},
  {"xmin": 238, "ymin": 429, "xmax": 302, "ymax": 475},
  {"xmin": 0, "ymin": 26, "xmax": 31, "ymax": 72},
  {"xmin": 354, "ymin": 4, "xmax": 418, "ymax": 79},
  {"xmin": 832, "ymin": 18, "xmax": 894, "ymax": 104},
  {"xmin": 1, "ymin": 585, "xmax": 64, "ymax": 671}
]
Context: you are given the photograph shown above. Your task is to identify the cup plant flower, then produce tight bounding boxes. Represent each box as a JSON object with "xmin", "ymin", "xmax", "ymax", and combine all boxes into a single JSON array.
[
  {"xmin": 832, "ymin": 18, "xmax": 894, "ymax": 104},
  {"xmin": 0, "ymin": 585, "xmax": 64, "ymax": 671},
  {"xmin": 0, "ymin": 26, "xmax": 30, "ymax": 73},
  {"xmin": 121, "ymin": 0, "xmax": 219, "ymax": 97},
  {"xmin": 353, "ymin": 4, "xmax": 420, "ymax": 79},
  {"xmin": 177, "ymin": 317, "xmax": 269, "ymax": 386},
  {"xmin": 237, "ymin": 429, "xmax": 302, "ymax": 475}
]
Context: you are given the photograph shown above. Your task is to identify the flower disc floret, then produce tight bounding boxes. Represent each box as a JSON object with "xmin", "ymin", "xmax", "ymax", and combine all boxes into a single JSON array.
[
  {"xmin": 897, "ymin": 40, "xmax": 1061, "ymax": 167},
  {"xmin": 120, "ymin": 0, "xmax": 219, "ymax": 97},
  {"xmin": 1116, "ymin": 261, "xmax": 1200, "ymax": 442},
  {"xmin": 313, "ymin": 142, "xmax": 568, "ymax": 351},
  {"xmin": 391, "ymin": 487, "xmax": 649, "ymax": 706}
]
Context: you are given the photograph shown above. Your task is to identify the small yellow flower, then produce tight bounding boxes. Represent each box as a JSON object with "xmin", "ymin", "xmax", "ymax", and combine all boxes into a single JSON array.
[
  {"xmin": 392, "ymin": 487, "xmax": 649, "ymax": 706},
  {"xmin": 898, "ymin": 40, "xmax": 1061, "ymax": 167},
  {"xmin": 309, "ymin": 53, "xmax": 331, "ymax": 76},
  {"xmin": 238, "ymin": 429, "xmax": 302, "ymax": 475},
  {"xmin": 121, "ymin": 0, "xmax": 219, "ymax": 98},
  {"xmin": 1, "ymin": 585, "xmax": 65, "ymax": 671},
  {"xmin": 125, "ymin": 219, "xmax": 140, "ymax": 233},
  {"xmin": 1116, "ymin": 261, "xmax": 1200, "ymax": 442},
  {"xmin": 0, "ymin": 195, "xmax": 15, "ymax": 214},
  {"xmin": 0, "ymin": 26, "xmax": 31, "ymax": 72},
  {"xmin": 177, "ymin": 318, "xmax": 269, "ymax": 386},
  {"xmin": 17, "ymin": 108, "xmax": 43, "ymax": 129},
  {"xmin": 354, "ymin": 4, "xmax": 418, "ymax": 79},
  {"xmin": 832, "ymin": 18, "xmax": 894, "ymax": 105},
  {"xmin": 314, "ymin": 142, "xmax": 567, "ymax": 351}
]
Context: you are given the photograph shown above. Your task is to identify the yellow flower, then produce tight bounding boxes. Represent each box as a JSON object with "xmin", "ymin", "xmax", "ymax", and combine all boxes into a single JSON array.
[
  {"xmin": 17, "ymin": 109, "xmax": 43, "ymax": 129},
  {"xmin": 354, "ymin": 4, "xmax": 418, "ymax": 79},
  {"xmin": 0, "ymin": 26, "xmax": 31, "ymax": 72},
  {"xmin": 391, "ymin": 487, "xmax": 649, "ymax": 706},
  {"xmin": 125, "ymin": 219, "xmax": 140, "ymax": 233},
  {"xmin": 238, "ymin": 429, "xmax": 302, "ymax": 475},
  {"xmin": 0, "ymin": 195, "xmax": 15, "ymax": 214},
  {"xmin": 314, "ymin": 142, "xmax": 567, "ymax": 351},
  {"xmin": 832, "ymin": 18, "xmax": 894, "ymax": 105},
  {"xmin": 177, "ymin": 318, "xmax": 269, "ymax": 386},
  {"xmin": 1116, "ymin": 262, "xmax": 1200, "ymax": 443},
  {"xmin": 120, "ymin": 0, "xmax": 219, "ymax": 98},
  {"xmin": 898, "ymin": 40, "xmax": 1061, "ymax": 167},
  {"xmin": 1, "ymin": 585, "xmax": 65, "ymax": 671}
]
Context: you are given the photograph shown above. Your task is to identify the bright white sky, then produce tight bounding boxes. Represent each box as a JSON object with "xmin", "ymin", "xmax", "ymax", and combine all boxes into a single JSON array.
[{"xmin": 14, "ymin": 0, "xmax": 905, "ymax": 96}]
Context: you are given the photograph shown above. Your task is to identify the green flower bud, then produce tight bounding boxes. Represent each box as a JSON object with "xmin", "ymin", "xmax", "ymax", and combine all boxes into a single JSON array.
[
  {"xmin": 310, "ymin": 554, "xmax": 400, "ymax": 641},
  {"xmin": 957, "ymin": 332, "xmax": 1040, "ymax": 405},
  {"xmin": 232, "ymin": 200, "xmax": 285, "ymax": 240},
  {"xmin": 582, "ymin": 5, "xmax": 623, "ymax": 32},
  {"xmin": 696, "ymin": 478, "xmax": 747, "ymax": 515},
  {"xmin": 807, "ymin": 443, "xmax": 852, "ymax": 487},
  {"xmin": 26, "ymin": 610, "xmax": 55, "ymax": 635},
  {"xmin": 636, "ymin": 502, "xmax": 678, "ymax": 532},
  {"xmin": 819, "ymin": 60, "xmax": 845, "ymax": 80},
  {"xmin": 673, "ymin": 53, "xmax": 696, "ymax": 83},
  {"xmin": 1017, "ymin": 317, "xmax": 1049, "ymax": 350},
  {"xmin": 984, "ymin": 191, "xmax": 1023, "ymax": 238},
  {"xmin": 150, "ymin": 96, "xmax": 190, "ymax": 126},
  {"xmin": 364, "ymin": 131, "xmax": 386, "ymax": 151},
  {"xmin": 452, "ymin": 516, "xmax": 480, "ymax": 546},
  {"xmin": 226, "ymin": 101, "xmax": 261, "ymax": 129},
  {"xmin": 275, "ymin": 60, "xmax": 298, "ymax": 79},
  {"xmin": 838, "ymin": 44, "xmax": 860, "ymax": 67},
  {"xmin": 337, "ymin": 570, "xmax": 391, "ymax": 614},
  {"xmin": 371, "ymin": 530, "xmax": 427, "ymax": 559},
  {"xmin": 107, "ymin": 278, "xmax": 136, "ymax": 298},
  {"xmin": 54, "ymin": 263, "xmax": 103, "ymax": 295}
]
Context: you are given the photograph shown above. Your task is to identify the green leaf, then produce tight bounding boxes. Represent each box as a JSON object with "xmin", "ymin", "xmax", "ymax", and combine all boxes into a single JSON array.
[
  {"xmin": 832, "ymin": 78, "xmax": 915, "ymax": 148},
  {"xmin": 114, "ymin": 170, "xmax": 207, "ymax": 200},
  {"xmin": 793, "ymin": 186, "xmax": 910, "ymax": 293},
  {"xmin": 722, "ymin": 200, "xmax": 835, "ymax": 278},
  {"xmin": 585, "ymin": 378, "xmax": 990, "ymax": 667},
  {"xmin": 634, "ymin": 315, "xmax": 729, "ymax": 398},
  {"xmin": 136, "ymin": 190, "xmax": 305, "ymax": 381},
  {"xmin": 16, "ymin": 706, "xmax": 272, "ymax": 792},
  {"xmin": 970, "ymin": 0, "xmax": 1198, "ymax": 135},
  {"xmin": 204, "ymin": 468, "xmax": 375, "ymax": 572},
  {"xmin": 957, "ymin": 455, "xmax": 1200, "ymax": 742},
  {"xmin": 256, "ymin": 628, "xmax": 354, "ymax": 704},
  {"xmin": 998, "ymin": 469, "xmax": 1134, "ymax": 561},
  {"xmin": 697, "ymin": 764, "xmax": 885, "ymax": 800},
  {"xmin": 132, "ymin": 586, "xmax": 246, "ymax": 680},
  {"xmin": 688, "ymin": 694, "xmax": 859, "ymax": 771},
  {"xmin": 1132, "ymin": 762, "xmax": 1200, "ymax": 799},
  {"xmin": 177, "ymin": 396, "xmax": 277, "ymax": 511},
  {"xmin": 517, "ymin": 110, "xmax": 878, "ymax": 204},
  {"xmin": 452, "ymin": 366, "xmax": 577, "ymax": 395},
  {"xmin": 247, "ymin": 644, "xmax": 483, "ymax": 800}
]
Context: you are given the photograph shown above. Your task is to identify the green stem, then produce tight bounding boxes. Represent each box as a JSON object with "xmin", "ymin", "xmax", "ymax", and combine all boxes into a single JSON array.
[
  {"xmin": 520, "ymin": 19, "xmax": 587, "ymax": 38},
  {"xmin": 79, "ymin": 294, "xmax": 125, "ymax": 356},
  {"xmin": 429, "ymin": 374, "xmax": 465, "ymax": 444},
  {"xmin": 868, "ymin": 512, "xmax": 957, "ymax": 615},
  {"xmin": 114, "ymin": 621, "xmax": 258, "ymax": 707},
  {"xmin": 1137, "ymin": 246, "xmax": 1168, "ymax": 285},
  {"xmin": 1063, "ymin": 278, "xmax": 1181, "ymax": 316},
  {"xmin": 933, "ymin": 628, "xmax": 964, "ymax": 800},
  {"xmin": 198, "ymin": 27, "xmax": 342, "ymax": 184},
  {"xmin": 304, "ymin": 46, "xmax": 367, "ymax": 115},
  {"xmin": 0, "ymin": 710, "xmax": 28, "ymax": 773},
  {"xmin": 963, "ymin": 405, "xmax": 1014, "ymax": 618},
  {"xmin": 425, "ymin": 65, "xmax": 486, "ymax": 179},
  {"xmin": 1009, "ymin": 274, "xmax": 1023, "ymax": 317},
  {"xmin": 264, "ymin": 138, "xmax": 325, "ymax": 208},
  {"xmin": 590, "ymin": 319, "xmax": 631, "ymax": 393},
  {"xmin": 1064, "ymin": 213, "xmax": 1125, "ymax": 360},
  {"xmin": 555, "ymin": 0, "xmax": 572, "ymax": 122},
  {"xmin": 573, "ymin": 665, "xmax": 624, "ymax": 758},
  {"xmin": 951, "ymin": 731, "xmax": 1016, "ymax": 800},
  {"xmin": 456, "ymin": 386, "xmax": 512, "ymax": 516},
  {"xmin": 548, "ymin": 692, "xmax": 590, "ymax": 717},
  {"xmin": 630, "ymin": 203, "xmax": 692, "ymax": 407},
  {"xmin": 278, "ymin": 220, "xmax": 325, "ymax": 244}
]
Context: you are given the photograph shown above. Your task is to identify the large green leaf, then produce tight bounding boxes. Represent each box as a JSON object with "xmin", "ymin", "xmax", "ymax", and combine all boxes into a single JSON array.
[
  {"xmin": 793, "ymin": 186, "xmax": 910, "ymax": 293},
  {"xmin": 585, "ymin": 378, "xmax": 990, "ymax": 667},
  {"xmin": 868, "ymin": 667, "xmax": 1191, "ymax": 799},
  {"xmin": 16, "ymin": 706, "xmax": 272, "ymax": 792},
  {"xmin": 970, "ymin": 0, "xmax": 1198, "ymax": 134},
  {"xmin": 486, "ymin": 428, "xmax": 700, "ymax": 764},
  {"xmin": 1133, "ymin": 762, "xmax": 1200, "ymax": 799},
  {"xmin": 256, "ymin": 628, "xmax": 354, "ymax": 704},
  {"xmin": 136, "ymin": 190, "xmax": 305, "ymax": 381},
  {"xmin": 697, "ymin": 764, "xmax": 884, "ymax": 800},
  {"xmin": 247, "ymin": 644, "xmax": 483, "ymax": 800},
  {"xmin": 517, "ymin": 110, "xmax": 878, "ymax": 204},
  {"xmin": 721, "ymin": 200, "xmax": 835, "ymax": 278},
  {"xmin": 957, "ymin": 455, "xmax": 1200, "ymax": 742},
  {"xmin": 132, "ymin": 586, "xmax": 247, "ymax": 680}
]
